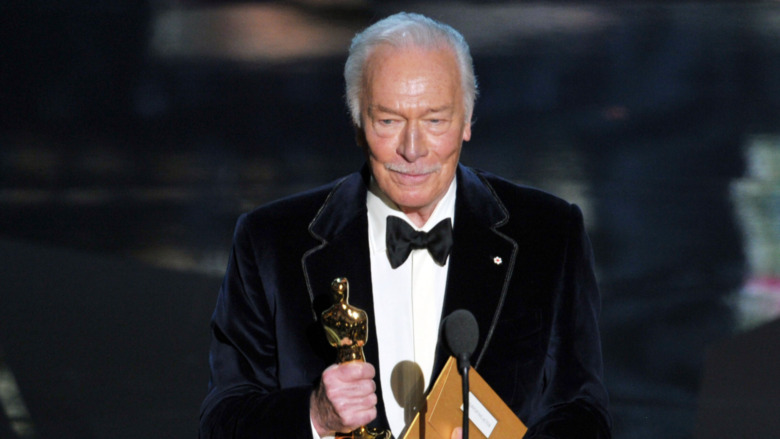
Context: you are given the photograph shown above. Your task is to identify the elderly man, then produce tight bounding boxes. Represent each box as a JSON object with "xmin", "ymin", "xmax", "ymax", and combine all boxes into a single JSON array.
[{"xmin": 199, "ymin": 12, "xmax": 611, "ymax": 439}]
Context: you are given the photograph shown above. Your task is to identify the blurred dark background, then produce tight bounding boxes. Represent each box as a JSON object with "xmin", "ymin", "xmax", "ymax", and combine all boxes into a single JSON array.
[{"xmin": 2, "ymin": 1, "xmax": 780, "ymax": 438}]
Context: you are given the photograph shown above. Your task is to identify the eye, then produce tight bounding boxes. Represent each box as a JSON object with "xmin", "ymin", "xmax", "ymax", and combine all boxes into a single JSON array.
[
  {"xmin": 375, "ymin": 117, "xmax": 398, "ymax": 127},
  {"xmin": 426, "ymin": 118, "xmax": 450, "ymax": 130}
]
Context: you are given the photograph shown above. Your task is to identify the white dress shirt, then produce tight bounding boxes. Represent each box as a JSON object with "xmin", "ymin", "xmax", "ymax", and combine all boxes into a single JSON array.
[{"xmin": 367, "ymin": 177, "xmax": 456, "ymax": 437}]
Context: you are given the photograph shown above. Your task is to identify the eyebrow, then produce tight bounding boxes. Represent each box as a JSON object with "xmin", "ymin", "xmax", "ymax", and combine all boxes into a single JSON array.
[{"xmin": 370, "ymin": 104, "xmax": 454, "ymax": 116}]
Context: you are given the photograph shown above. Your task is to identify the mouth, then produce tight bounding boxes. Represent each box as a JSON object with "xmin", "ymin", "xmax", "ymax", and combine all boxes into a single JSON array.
[
  {"xmin": 385, "ymin": 163, "xmax": 440, "ymax": 176},
  {"xmin": 385, "ymin": 165, "xmax": 439, "ymax": 185}
]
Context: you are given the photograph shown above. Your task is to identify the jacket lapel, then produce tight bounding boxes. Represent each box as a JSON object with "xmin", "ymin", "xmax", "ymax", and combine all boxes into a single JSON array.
[
  {"xmin": 432, "ymin": 165, "xmax": 518, "ymax": 381},
  {"xmin": 302, "ymin": 169, "xmax": 372, "ymax": 321},
  {"xmin": 301, "ymin": 166, "xmax": 391, "ymax": 430}
]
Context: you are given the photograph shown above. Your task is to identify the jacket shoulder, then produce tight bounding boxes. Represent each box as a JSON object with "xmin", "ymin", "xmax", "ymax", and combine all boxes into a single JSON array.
[
  {"xmin": 234, "ymin": 176, "xmax": 347, "ymax": 243},
  {"xmin": 471, "ymin": 168, "xmax": 575, "ymax": 220},
  {"xmin": 245, "ymin": 182, "xmax": 336, "ymax": 223}
]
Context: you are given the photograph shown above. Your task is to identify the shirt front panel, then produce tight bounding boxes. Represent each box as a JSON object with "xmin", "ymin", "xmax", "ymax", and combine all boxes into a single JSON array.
[{"xmin": 367, "ymin": 177, "xmax": 456, "ymax": 436}]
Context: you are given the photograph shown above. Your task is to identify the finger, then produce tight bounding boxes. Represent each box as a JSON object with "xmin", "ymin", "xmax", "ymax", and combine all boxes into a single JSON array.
[
  {"xmin": 328, "ymin": 386, "xmax": 378, "ymax": 414},
  {"xmin": 322, "ymin": 374, "xmax": 376, "ymax": 401},
  {"xmin": 338, "ymin": 361, "xmax": 376, "ymax": 381},
  {"xmin": 322, "ymin": 364, "xmax": 376, "ymax": 399},
  {"xmin": 340, "ymin": 406, "xmax": 378, "ymax": 431},
  {"xmin": 451, "ymin": 426, "xmax": 462, "ymax": 439}
]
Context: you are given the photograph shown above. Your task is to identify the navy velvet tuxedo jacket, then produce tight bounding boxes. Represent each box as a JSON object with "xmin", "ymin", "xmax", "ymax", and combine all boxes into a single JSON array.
[{"xmin": 199, "ymin": 164, "xmax": 611, "ymax": 438}]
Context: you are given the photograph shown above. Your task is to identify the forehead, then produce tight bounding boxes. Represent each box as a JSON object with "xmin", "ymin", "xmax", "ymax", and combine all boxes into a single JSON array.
[{"xmin": 363, "ymin": 45, "xmax": 461, "ymax": 97}]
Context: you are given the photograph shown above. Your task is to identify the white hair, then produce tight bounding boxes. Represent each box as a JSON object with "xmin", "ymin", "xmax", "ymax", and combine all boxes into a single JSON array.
[{"xmin": 344, "ymin": 12, "xmax": 478, "ymax": 127}]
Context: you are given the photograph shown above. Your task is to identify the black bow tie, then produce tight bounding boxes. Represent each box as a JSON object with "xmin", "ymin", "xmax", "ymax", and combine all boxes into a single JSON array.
[{"xmin": 386, "ymin": 216, "xmax": 453, "ymax": 269}]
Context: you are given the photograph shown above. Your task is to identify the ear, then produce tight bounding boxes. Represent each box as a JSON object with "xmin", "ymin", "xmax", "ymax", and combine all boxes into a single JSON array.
[
  {"xmin": 462, "ymin": 119, "xmax": 472, "ymax": 142},
  {"xmin": 354, "ymin": 125, "xmax": 369, "ymax": 152}
]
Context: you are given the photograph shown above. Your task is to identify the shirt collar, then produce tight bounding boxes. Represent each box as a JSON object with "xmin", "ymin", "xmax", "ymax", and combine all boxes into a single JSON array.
[{"xmin": 366, "ymin": 176, "xmax": 457, "ymax": 253}]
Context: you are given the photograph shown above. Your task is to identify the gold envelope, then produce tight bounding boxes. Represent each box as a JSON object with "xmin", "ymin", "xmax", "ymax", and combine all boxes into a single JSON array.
[{"xmin": 401, "ymin": 356, "xmax": 527, "ymax": 439}]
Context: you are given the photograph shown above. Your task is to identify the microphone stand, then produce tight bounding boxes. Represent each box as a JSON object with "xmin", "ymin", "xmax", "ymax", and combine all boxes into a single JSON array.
[
  {"xmin": 444, "ymin": 309, "xmax": 478, "ymax": 439},
  {"xmin": 458, "ymin": 354, "xmax": 470, "ymax": 439}
]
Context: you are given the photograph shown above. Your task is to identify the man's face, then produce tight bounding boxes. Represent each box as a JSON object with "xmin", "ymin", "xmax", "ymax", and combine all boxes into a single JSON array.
[{"xmin": 361, "ymin": 45, "xmax": 471, "ymax": 226}]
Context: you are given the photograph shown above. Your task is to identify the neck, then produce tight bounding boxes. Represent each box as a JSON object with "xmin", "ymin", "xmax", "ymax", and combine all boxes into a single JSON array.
[{"xmin": 401, "ymin": 208, "xmax": 434, "ymax": 229}]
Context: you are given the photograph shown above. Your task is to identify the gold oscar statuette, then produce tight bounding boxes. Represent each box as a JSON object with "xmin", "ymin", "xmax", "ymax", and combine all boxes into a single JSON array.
[{"xmin": 322, "ymin": 278, "xmax": 391, "ymax": 439}]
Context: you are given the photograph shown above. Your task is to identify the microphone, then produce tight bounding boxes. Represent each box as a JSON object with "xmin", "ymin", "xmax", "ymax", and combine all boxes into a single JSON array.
[
  {"xmin": 443, "ymin": 309, "xmax": 479, "ymax": 439},
  {"xmin": 444, "ymin": 309, "xmax": 479, "ymax": 371}
]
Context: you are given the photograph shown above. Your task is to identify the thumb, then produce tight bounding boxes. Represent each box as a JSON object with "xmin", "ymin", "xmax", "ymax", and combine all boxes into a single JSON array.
[{"xmin": 451, "ymin": 426, "xmax": 462, "ymax": 439}]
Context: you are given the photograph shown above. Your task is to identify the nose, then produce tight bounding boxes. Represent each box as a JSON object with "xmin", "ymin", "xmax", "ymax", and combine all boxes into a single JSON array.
[{"xmin": 397, "ymin": 122, "xmax": 428, "ymax": 162}]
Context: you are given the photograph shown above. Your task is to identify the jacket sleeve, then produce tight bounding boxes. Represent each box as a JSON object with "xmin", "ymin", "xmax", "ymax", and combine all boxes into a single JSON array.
[
  {"xmin": 199, "ymin": 214, "xmax": 315, "ymax": 439},
  {"xmin": 526, "ymin": 204, "xmax": 612, "ymax": 439}
]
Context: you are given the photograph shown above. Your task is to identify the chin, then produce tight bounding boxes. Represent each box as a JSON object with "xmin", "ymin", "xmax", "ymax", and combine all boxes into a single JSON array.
[{"xmin": 390, "ymin": 192, "xmax": 434, "ymax": 211}]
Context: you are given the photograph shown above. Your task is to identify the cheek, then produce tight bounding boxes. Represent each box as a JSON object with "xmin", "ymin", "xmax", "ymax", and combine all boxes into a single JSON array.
[
  {"xmin": 432, "ymin": 134, "xmax": 462, "ymax": 161},
  {"xmin": 366, "ymin": 135, "xmax": 399, "ymax": 161},
  {"xmin": 369, "ymin": 154, "xmax": 394, "ymax": 184}
]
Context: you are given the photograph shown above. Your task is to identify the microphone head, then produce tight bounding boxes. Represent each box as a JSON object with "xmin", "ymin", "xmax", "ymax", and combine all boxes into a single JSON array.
[{"xmin": 443, "ymin": 309, "xmax": 479, "ymax": 360}]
